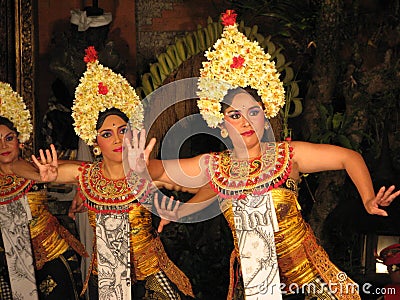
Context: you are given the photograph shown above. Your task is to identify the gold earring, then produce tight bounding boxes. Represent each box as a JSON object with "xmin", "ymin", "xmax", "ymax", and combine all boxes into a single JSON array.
[
  {"xmin": 93, "ymin": 145, "xmax": 102, "ymax": 156},
  {"xmin": 19, "ymin": 143, "xmax": 24, "ymax": 158},
  {"xmin": 264, "ymin": 123, "xmax": 270, "ymax": 130},
  {"xmin": 220, "ymin": 128, "xmax": 228, "ymax": 138}
]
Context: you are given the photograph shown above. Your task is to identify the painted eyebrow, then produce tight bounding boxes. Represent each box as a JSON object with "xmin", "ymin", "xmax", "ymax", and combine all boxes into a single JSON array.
[
  {"xmin": 225, "ymin": 105, "xmax": 262, "ymax": 113},
  {"xmin": 2, "ymin": 132, "xmax": 15, "ymax": 138},
  {"xmin": 98, "ymin": 125, "xmax": 127, "ymax": 134},
  {"xmin": 225, "ymin": 109, "xmax": 240, "ymax": 114}
]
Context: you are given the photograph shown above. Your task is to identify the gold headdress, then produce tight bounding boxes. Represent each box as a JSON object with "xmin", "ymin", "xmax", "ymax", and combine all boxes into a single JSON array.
[
  {"xmin": 197, "ymin": 10, "xmax": 286, "ymax": 128},
  {"xmin": 72, "ymin": 46, "xmax": 143, "ymax": 145},
  {"xmin": 0, "ymin": 82, "xmax": 33, "ymax": 143}
]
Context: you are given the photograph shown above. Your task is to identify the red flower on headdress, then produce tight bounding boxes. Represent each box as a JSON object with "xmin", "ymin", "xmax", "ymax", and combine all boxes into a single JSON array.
[
  {"xmin": 84, "ymin": 46, "xmax": 98, "ymax": 63},
  {"xmin": 221, "ymin": 10, "xmax": 237, "ymax": 26},
  {"xmin": 230, "ymin": 56, "xmax": 245, "ymax": 68},
  {"xmin": 98, "ymin": 82, "xmax": 108, "ymax": 95}
]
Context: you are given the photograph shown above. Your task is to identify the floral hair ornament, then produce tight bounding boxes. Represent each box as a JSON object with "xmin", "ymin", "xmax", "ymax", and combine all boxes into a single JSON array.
[
  {"xmin": 72, "ymin": 46, "xmax": 144, "ymax": 145},
  {"xmin": 0, "ymin": 82, "xmax": 33, "ymax": 143},
  {"xmin": 197, "ymin": 9, "xmax": 286, "ymax": 128}
]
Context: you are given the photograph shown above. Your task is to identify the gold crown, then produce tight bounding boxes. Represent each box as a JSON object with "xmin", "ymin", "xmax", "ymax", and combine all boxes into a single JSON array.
[
  {"xmin": 197, "ymin": 10, "xmax": 286, "ymax": 128},
  {"xmin": 0, "ymin": 82, "xmax": 33, "ymax": 143},
  {"xmin": 72, "ymin": 46, "xmax": 143, "ymax": 145}
]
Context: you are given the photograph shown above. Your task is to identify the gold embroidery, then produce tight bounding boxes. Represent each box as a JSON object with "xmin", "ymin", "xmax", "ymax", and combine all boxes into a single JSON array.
[
  {"xmin": 78, "ymin": 162, "xmax": 150, "ymax": 213},
  {"xmin": 208, "ymin": 142, "xmax": 292, "ymax": 198},
  {"xmin": 274, "ymin": 189, "xmax": 360, "ymax": 299},
  {"xmin": 144, "ymin": 273, "xmax": 181, "ymax": 299},
  {"xmin": 39, "ymin": 275, "xmax": 57, "ymax": 296},
  {"xmin": 303, "ymin": 229, "xmax": 361, "ymax": 299},
  {"xmin": 29, "ymin": 193, "xmax": 88, "ymax": 269},
  {"xmin": 0, "ymin": 174, "xmax": 32, "ymax": 204}
]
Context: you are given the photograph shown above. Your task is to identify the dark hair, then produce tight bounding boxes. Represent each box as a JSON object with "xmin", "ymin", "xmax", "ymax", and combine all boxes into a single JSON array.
[
  {"xmin": 96, "ymin": 108, "xmax": 129, "ymax": 130},
  {"xmin": 0, "ymin": 116, "xmax": 18, "ymax": 134},
  {"xmin": 221, "ymin": 87, "xmax": 264, "ymax": 113}
]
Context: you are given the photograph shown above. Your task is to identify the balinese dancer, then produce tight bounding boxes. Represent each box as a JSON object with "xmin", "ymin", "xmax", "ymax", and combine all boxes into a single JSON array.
[
  {"xmin": 13, "ymin": 47, "xmax": 193, "ymax": 300},
  {"xmin": 129, "ymin": 10, "xmax": 400, "ymax": 300},
  {"xmin": 0, "ymin": 82, "xmax": 88, "ymax": 299}
]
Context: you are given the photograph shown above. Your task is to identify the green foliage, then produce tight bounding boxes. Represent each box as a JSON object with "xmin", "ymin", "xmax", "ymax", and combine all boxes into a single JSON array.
[
  {"xmin": 309, "ymin": 104, "xmax": 369, "ymax": 151},
  {"xmin": 226, "ymin": 0, "xmax": 319, "ymax": 38}
]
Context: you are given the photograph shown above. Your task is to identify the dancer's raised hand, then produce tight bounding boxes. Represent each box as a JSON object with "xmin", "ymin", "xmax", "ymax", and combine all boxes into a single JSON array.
[
  {"xmin": 31, "ymin": 144, "xmax": 59, "ymax": 182},
  {"xmin": 364, "ymin": 185, "xmax": 400, "ymax": 216},
  {"xmin": 124, "ymin": 129, "xmax": 156, "ymax": 175}
]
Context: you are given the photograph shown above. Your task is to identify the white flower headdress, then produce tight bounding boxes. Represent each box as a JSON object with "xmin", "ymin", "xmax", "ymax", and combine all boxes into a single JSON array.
[
  {"xmin": 197, "ymin": 10, "xmax": 286, "ymax": 128},
  {"xmin": 72, "ymin": 46, "xmax": 143, "ymax": 145},
  {"xmin": 0, "ymin": 82, "xmax": 33, "ymax": 143}
]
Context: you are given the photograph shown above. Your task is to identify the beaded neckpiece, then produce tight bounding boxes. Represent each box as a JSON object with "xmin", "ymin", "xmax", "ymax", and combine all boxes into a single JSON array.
[
  {"xmin": 0, "ymin": 174, "xmax": 33, "ymax": 205},
  {"xmin": 78, "ymin": 162, "xmax": 151, "ymax": 214},
  {"xmin": 206, "ymin": 142, "xmax": 292, "ymax": 199}
]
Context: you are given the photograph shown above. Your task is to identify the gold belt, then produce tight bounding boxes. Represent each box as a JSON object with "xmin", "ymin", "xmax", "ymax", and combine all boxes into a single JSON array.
[{"xmin": 30, "ymin": 211, "xmax": 70, "ymax": 269}]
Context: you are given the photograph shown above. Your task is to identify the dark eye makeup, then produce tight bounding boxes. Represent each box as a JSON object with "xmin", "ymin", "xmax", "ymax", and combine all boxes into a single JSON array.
[{"xmin": 98, "ymin": 126, "xmax": 127, "ymax": 139}]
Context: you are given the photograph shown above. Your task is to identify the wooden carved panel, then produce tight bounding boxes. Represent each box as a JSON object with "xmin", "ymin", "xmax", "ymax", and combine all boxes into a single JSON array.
[
  {"xmin": 0, "ymin": 1, "xmax": 15, "ymax": 84},
  {"xmin": 0, "ymin": 0, "xmax": 36, "ymax": 156},
  {"xmin": 15, "ymin": 0, "xmax": 37, "ymax": 155}
]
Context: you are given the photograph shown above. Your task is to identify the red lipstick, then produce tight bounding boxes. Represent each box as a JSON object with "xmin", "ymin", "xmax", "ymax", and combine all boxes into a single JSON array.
[{"xmin": 241, "ymin": 130, "xmax": 255, "ymax": 137}]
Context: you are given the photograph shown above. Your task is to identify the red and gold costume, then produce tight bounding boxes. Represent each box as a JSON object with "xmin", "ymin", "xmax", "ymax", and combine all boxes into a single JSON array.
[
  {"xmin": 0, "ymin": 173, "xmax": 88, "ymax": 299},
  {"xmin": 78, "ymin": 161, "xmax": 193, "ymax": 298},
  {"xmin": 207, "ymin": 142, "xmax": 361, "ymax": 300}
]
